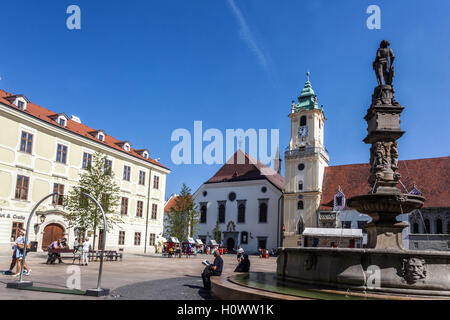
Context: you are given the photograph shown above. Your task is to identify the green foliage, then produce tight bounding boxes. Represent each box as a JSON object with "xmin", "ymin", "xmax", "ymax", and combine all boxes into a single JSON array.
[
  {"xmin": 65, "ymin": 152, "xmax": 122, "ymax": 235},
  {"xmin": 212, "ymin": 219, "xmax": 221, "ymax": 243},
  {"xmin": 166, "ymin": 184, "xmax": 199, "ymax": 241}
]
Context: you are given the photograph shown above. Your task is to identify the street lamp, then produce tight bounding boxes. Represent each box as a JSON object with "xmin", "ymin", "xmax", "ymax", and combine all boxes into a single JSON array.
[
  {"xmin": 82, "ymin": 192, "xmax": 110, "ymax": 297},
  {"xmin": 39, "ymin": 214, "xmax": 46, "ymax": 224}
]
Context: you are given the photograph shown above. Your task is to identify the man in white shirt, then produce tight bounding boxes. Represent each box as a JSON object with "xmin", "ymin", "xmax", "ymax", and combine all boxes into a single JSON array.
[{"xmin": 82, "ymin": 238, "xmax": 90, "ymax": 266}]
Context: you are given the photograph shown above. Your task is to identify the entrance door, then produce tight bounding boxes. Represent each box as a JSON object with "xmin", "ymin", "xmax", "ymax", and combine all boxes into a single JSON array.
[
  {"xmin": 42, "ymin": 223, "xmax": 64, "ymax": 250},
  {"xmin": 226, "ymin": 237, "xmax": 235, "ymax": 252}
]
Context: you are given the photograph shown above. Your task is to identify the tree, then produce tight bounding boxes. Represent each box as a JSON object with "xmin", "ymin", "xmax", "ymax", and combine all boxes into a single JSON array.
[
  {"xmin": 212, "ymin": 219, "xmax": 221, "ymax": 243},
  {"xmin": 65, "ymin": 152, "xmax": 122, "ymax": 246},
  {"xmin": 166, "ymin": 184, "xmax": 199, "ymax": 241}
]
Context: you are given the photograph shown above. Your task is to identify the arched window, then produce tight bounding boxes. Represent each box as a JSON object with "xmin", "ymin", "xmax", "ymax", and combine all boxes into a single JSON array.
[
  {"xmin": 300, "ymin": 115, "xmax": 307, "ymax": 127},
  {"xmin": 259, "ymin": 203, "xmax": 268, "ymax": 223},
  {"xmin": 412, "ymin": 222, "xmax": 419, "ymax": 234},
  {"xmin": 436, "ymin": 219, "xmax": 443, "ymax": 234},
  {"xmin": 238, "ymin": 204, "xmax": 246, "ymax": 223},
  {"xmin": 218, "ymin": 204, "xmax": 225, "ymax": 223},
  {"xmin": 424, "ymin": 219, "xmax": 430, "ymax": 234},
  {"xmin": 241, "ymin": 231, "xmax": 248, "ymax": 244},
  {"xmin": 200, "ymin": 205, "xmax": 207, "ymax": 223},
  {"xmin": 297, "ymin": 200, "xmax": 304, "ymax": 210}
]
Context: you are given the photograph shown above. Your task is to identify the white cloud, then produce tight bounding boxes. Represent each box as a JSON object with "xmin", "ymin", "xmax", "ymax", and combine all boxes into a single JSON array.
[{"xmin": 227, "ymin": 0, "xmax": 269, "ymax": 69}]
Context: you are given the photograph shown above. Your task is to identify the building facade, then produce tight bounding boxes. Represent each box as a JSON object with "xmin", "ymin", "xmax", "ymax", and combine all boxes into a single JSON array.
[
  {"xmin": 0, "ymin": 89, "xmax": 169, "ymax": 253},
  {"xmin": 282, "ymin": 73, "xmax": 329, "ymax": 247},
  {"xmin": 193, "ymin": 150, "xmax": 284, "ymax": 254}
]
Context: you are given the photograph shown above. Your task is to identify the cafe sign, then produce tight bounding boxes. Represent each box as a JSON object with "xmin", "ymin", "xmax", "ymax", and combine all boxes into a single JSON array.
[{"xmin": 0, "ymin": 212, "xmax": 26, "ymax": 220}]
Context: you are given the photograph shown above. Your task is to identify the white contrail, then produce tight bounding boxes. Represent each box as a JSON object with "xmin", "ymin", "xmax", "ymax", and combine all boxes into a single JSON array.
[{"xmin": 226, "ymin": 0, "xmax": 268, "ymax": 69}]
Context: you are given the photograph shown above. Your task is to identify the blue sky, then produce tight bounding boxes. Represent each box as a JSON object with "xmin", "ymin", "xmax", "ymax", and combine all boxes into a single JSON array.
[{"xmin": 1, "ymin": 0, "xmax": 449, "ymax": 198}]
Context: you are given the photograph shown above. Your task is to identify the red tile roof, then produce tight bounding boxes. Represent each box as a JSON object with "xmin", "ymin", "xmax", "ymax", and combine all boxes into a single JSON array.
[
  {"xmin": 0, "ymin": 89, "xmax": 168, "ymax": 170},
  {"xmin": 319, "ymin": 157, "xmax": 450, "ymax": 210},
  {"xmin": 205, "ymin": 150, "xmax": 284, "ymax": 191},
  {"xmin": 164, "ymin": 195, "xmax": 179, "ymax": 213}
]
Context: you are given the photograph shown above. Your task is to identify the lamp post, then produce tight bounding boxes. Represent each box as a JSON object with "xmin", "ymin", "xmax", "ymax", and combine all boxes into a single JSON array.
[
  {"xmin": 82, "ymin": 192, "xmax": 110, "ymax": 297},
  {"xmin": 7, "ymin": 192, "xmax": 58, "ymax": 289}
]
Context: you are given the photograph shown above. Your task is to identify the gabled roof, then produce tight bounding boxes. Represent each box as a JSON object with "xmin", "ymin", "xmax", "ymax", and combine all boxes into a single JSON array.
[
  {"xmin": 164, "ymin": 194, "xmax": 179, "ymax": 213},
  {"xmin": 0, "ymin": 89, "xmax": 168, "ymax": 170},
  {"xmin": 205, "ymin": 150, "xmax": 284, "ymax": 191},
  {"xmin": 319, "ymin": 157, "xmax": 450, "ymax": 210}
]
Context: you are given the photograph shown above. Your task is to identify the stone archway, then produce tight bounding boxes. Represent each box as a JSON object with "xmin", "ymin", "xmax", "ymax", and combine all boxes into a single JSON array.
[
  {"xmin": 42, "ymin": 223, "xmax": 65, "ymax": 250},
  {"xmin": 226, "ymin": 237, "xmax": 235, "ymax": 252}
]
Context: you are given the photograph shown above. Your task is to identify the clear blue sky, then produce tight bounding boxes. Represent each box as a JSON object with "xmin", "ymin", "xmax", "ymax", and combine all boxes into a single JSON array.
[{"xmin": 1, "ymin": 0, "xmax": 449, "ymax": 198}]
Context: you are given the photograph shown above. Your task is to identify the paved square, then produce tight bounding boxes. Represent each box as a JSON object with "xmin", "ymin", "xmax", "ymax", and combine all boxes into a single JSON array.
[{"xmin": 0, "ymin": 252, "xmax": 276, "ymax": 300}]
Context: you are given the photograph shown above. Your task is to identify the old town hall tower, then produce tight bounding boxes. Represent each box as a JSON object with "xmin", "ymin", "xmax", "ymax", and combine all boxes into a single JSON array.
[{"xmin": 282, "ymin": 73, "xmax": 329, "ymax": 247}]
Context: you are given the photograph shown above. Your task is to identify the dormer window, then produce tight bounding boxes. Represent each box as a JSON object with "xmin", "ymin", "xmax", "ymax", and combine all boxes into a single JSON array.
[
  {"xmin": 59, "ymin": 118, "xmax": 66, "ymax": 127},
  {"xmin": 6, "ymin": 95, "xmax": 29, "ymax": 110},
  {"xmin": 136, "ymin": 149, "xmax": 149, "ymax": 159},
  {"xmin": 116, "ymin": 141, "xmax": 131, "ymax": 152},
  {"xmin": 98, "ymin": 133, "xmax": 104, "ymax": 141},
  {"xmin": 333, "ymin": 187, "xmax": 346, "ymax": 211},
  {"xmin": 49, "ymin": 113, "xmax": 68, "ymax": 127}
]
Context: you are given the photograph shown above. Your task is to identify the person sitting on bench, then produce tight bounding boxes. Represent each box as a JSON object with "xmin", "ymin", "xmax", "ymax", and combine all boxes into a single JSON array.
[
  {"xmin": 201, "ymin": 249, "xmax": 223, "ymax": 290},
  {"xmin": 46, "ymin": 239, "xmax": 64, "ymax": 264}
]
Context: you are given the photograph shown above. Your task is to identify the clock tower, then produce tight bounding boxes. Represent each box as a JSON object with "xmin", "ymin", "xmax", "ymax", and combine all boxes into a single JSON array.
[{"xmin": 282, "ymin": 72, "xmax": 329, "ymax": 247}]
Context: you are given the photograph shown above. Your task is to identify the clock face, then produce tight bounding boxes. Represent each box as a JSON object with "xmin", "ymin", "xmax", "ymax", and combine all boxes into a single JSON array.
[{"xmin": 297, "ymin": 126, "xmax": 308, "ymax": 138}]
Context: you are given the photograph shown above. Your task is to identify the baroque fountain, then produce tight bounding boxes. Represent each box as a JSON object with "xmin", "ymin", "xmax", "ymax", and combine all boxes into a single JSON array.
[
  {"xmin": 275, "ymin": 40, "xmax": 450, "ymax": 298},
  {"xmin": 213, "ymin": 41, "xmax": 450, "ymax": 299}
]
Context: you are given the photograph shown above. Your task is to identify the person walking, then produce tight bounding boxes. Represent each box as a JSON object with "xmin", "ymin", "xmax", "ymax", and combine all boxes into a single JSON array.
[
  {"xmin": 237, "ymin": 245, "xmax": 244, "ymax": 261},
  {"xmin": 14, "ymin": 229, "xmax": 31, "ymax": 276},
  {"xmin": 82, "ymin": 238, "xmax": 90, "ymax": 266}
]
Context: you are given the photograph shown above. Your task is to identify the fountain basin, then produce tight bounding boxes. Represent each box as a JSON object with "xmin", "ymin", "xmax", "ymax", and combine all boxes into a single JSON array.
[
  {"xmin": 276, "ymin": 247, "xmax": 450, "ymax": 297},
  {"xmin": 347, "ymin": 193, "xmax": 424, "ymax": 220}
]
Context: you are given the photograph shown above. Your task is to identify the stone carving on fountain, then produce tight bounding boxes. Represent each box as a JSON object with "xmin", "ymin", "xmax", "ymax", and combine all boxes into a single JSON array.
[{"xmin": 347, "ymin": 40, "xmax": 425, "ymax": 250}]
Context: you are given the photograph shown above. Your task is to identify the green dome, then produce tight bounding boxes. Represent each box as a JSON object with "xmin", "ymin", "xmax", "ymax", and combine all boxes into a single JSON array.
[{"xmin": 293, "ymin": 72, "xmax": 320, "ymax": 112}]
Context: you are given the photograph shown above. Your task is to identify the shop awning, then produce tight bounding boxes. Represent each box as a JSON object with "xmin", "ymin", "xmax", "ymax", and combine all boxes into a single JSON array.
[
  {"xmin": 302, "ymin": 227, "xmax": 363, "ymax": 238},
  {"xmin": 170, "ymin": 237, "xmax": 180, "ymax": 243},
  {"xmin": 187, "ymin": 237, "xmax": 196, "ymax": 244},
  {"xmin": 209, "ymin": 240, "xmax": 218, "ymax": 246},
  {"xmin": 159, "ymin": 237, "xmax": 167, "ymax": 243},
  {"xmin": 196, "ymin": 239, "xmax": 203, "ymax": 245}
]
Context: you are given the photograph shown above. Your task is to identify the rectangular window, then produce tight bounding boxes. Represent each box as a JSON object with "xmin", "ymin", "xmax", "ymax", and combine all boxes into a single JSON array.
[
  {"xmin": 149, "ymin": 233, "xmax": 156, "ymax": 246},
  {"xmin": 17, "ymin": 101, "xmax": 24, "ymax": 110},
  {"xmin": 136, "ymin": 200, "xmax": 144, "ymax": 217},
  {"xmin": 121, "ymin": 197, "xmax": 128, "ymax": 215},
  {"xmin": 56, "ymin": 144, "xmax": 68, "ymax": 163},
  {"xmin": 82, "ymin": 152, "xmax": 92, "ymax": 169},
  {"xmin": 139, "ymin": 171, "xmax": 146, "ymax": 185},
  {"xmin": 151, "ymin": 204, "xmax": 158, "ymax": 220},
  {"xmin": 59, "ymin": 118, "xmax": 66, "ymax": 126},
  {"xmin": 123, "ymin": 165, "xmax": 131, "ymax": 181},
  {"xmin": 15, "ymin": 175, "xmax": 29, "ymax": 200},
  {"xmin": 134, "ymin": 232, "xmax": 141, "ymax": 246},
  {"xmin": 118, "ymin": 231, "xmax": 125, "ymax": 245},
  {"xmin": 104, "ymin": 159, "xmax": 112, "ymax": 174},
  {"xmin": 52, "ymin": 183, "xmax": 65, "ymax": 205},
  {"xmin": 153, "ymin": 175, "xmax": 159, "ymax": 189},
  {"xmin": 11, "ymin": 222, "xmax": 24, "ymax": 242},
  {"xmin": 20, "ymin": 131, "xmax": 33, "ymax": 154}
]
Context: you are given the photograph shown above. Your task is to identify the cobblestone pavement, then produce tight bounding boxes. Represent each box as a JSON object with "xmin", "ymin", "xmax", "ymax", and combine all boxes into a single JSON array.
[{"xmin": 0, "ymin": 252, "xmax": 276, "ymax": 300}]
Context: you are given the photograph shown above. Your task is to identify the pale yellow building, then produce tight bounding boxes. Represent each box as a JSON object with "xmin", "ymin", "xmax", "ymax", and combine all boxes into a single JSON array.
[
  {"xmin": 282, "ymin": 74, "xmax": 329, "ymax": 247},
  {"xmin": 0, "ymin": 89, "xmax": 170, "ymax": 253}
]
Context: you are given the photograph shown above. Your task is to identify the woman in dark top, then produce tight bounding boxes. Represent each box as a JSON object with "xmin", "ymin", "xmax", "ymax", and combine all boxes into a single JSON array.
[{"xmin": 234, "ymin": 253, "xmax": 250, "ymax": 272}]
